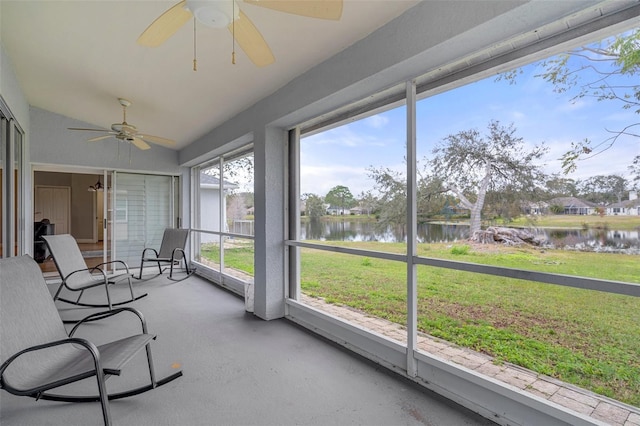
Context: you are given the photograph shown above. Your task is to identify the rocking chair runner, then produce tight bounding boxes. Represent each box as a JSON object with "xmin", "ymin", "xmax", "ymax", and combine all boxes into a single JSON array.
[
  {"xmin": 42, "ymin": 234, "xmax": 146, "ymax": 309},
  {"xmin": 138, "ymin": 228, "xmax": 191, "ymax": 280},
  {"xmin": 0, "ymin": 256, "xmax": 182, "ymax": 426}
]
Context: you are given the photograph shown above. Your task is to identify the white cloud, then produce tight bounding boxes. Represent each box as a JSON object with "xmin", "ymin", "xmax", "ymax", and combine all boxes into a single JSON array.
[
  {"xmin": 301, "ymin": 158, "xmax": 407, "ymax": 195},
  {"xmin": 301, "ymin": 164, "xmax": 374, "ymax": 196},
  {"xmin": 510, "ymin": 110, "xmax": 526, "ymax": 121},
  {"xmin": 602, "ymin": 110, "xmax": 636, "ymax": 122},
  {"xmin": 304, "ymin": 126, "xmax": 386, "ymax": 148},
  {"xmin": 554, "ymin": 98, "xmax": 590, "ymax": 112},
  {"xmin": 365, "ymin": 114, "xmax": 390, "ymax": 129},
  {"xmin": 542, "ymin": 136, "xmax": 637, "ymax": 181}
]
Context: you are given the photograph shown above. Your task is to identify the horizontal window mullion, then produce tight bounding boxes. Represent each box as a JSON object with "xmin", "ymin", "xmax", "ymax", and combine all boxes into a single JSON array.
[
  {"xmin": 413, "ymin": 256, "xmax": 640, "ymax": 298},
  {"xmin": 192, "ymin": 228, "xmax": 255, "ymax": 241},
  {"xmin": 286, "ymin": 240, "xmax": 406, "ymax": 263}
]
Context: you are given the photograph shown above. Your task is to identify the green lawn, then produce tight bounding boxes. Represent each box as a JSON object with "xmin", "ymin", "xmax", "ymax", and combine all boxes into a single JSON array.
[
  {"xmin": 202, "ymin": 239, "xmax": 640, "ymax": 406},
  {"xmin": 200, "ymin": 242, "xmax": 255, "ymax": 275}
]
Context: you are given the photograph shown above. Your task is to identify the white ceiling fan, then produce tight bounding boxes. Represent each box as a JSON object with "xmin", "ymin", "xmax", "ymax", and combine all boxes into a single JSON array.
[
  {"xmin": 68, "ymin": 98, "xmax": 176, "ymax": 151},
  {"xmin": 137, "ymin": 0, "xmax": 343, "ymax": 68}
]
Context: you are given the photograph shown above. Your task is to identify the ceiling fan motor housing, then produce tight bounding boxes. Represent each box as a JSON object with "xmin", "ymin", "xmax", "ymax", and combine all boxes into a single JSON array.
[
  {"xmin": 111, "ymin": 123, "xmax": 137, "ymax": 134},
  {"xmin": 186, "ymin": 0, "xmax": 239, "ymax": 28}
]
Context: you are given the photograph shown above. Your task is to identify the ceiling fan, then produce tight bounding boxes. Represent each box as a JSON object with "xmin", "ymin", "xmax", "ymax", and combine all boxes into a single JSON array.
[
  {"xmin": 68, "ymin": 98, "xmax": 176, "ymax": 151},
  {"xmin": 137, "ymin": 0, "xmax": 343, "ymax": 68}
]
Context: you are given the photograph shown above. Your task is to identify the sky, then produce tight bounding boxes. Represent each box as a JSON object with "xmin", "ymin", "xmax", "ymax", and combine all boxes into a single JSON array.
[{"xmin": 300, "ymin": 31, "xmax": 639, "ymax": 198}]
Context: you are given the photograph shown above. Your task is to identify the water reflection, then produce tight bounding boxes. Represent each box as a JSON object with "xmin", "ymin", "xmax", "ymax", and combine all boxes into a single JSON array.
[
  {"xmin": 300, "ymin": 219, "xmax": 640, "ymax": 252},
  {"xmin": 545, "ymin": 228, "xmax": 640, "ymax": 252}
]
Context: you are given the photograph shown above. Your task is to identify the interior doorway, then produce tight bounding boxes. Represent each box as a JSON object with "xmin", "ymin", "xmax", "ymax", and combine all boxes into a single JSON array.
[{"xmin": 33, "ymin": 170, "xmax": 109, "ymax": 275}]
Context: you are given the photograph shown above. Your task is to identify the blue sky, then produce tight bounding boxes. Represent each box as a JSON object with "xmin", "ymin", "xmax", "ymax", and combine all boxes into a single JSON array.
[{"xmin": 301, "ymin": 36, "xmax": 639, "ymax": 198}]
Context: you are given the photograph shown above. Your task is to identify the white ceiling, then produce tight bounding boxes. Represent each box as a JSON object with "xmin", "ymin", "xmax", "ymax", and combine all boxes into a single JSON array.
[{"xmin": 1, "ymin": 0, "xmax": 419, "ymax": 150}]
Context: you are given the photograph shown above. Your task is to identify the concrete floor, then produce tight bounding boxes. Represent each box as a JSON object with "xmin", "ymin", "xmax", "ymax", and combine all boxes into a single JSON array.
[{"xmin": 1, "ymin": 273, "xmax": 495, "ymax": 426}]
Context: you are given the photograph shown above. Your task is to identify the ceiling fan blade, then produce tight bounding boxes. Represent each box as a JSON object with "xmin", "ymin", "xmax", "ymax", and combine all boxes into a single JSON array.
[
  {"xmin": 131, "ymin": 138, "xmax": 152, "ymax": 151},
  {"xmin": 87, "ymin": 135, "xmax": 114, "ymax": 142},
  {"xmin": 68, "ymin": 127, "xmax": 109, "ymax": 132},
  {"xmin": 228, "ymin": 10, "xmax": 274, "ymax": 67},
  {"xmin": 243, "ymin": 0, "xmax": 342, "ymax": 20},
  {"xmin": 137, "ymin": 0, "xmax": 193, "ymax": 47},
  {"xmin": 138, "ymin": 134, "xmax": 177, "ymax": 147}
]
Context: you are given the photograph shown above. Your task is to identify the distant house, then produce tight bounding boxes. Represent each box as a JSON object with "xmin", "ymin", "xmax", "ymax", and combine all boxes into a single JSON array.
[
  {"xmin": 521, "ymin": 201, "xmax": 548, "ymax": 215},
  {"xmin": 327, "ymin": 205, "xmax": 347, "ymax": 215},
  {"xmin": 546, "ymin": 197, "xmax": 598, "ymax": 215},
  {"xmin": 199, "ymin": 172, "xmax": 238, "ymax": 242},
  {"xmin": 605, "ymin": 191, "xmax": 640, "ymax": 216}
]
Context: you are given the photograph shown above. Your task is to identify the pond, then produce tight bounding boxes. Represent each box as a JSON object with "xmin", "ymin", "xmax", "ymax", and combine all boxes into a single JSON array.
[{"xmin": 300, "ymin": 219, "xmax": 640, "ymax": 253}]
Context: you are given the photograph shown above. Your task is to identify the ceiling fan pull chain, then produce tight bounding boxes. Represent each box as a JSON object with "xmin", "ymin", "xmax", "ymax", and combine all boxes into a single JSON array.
[
  {"xmin": 193, "ymin": 17, "xmax": 197, "ymax": 71},
  {"xmin": 231, "ymin": 0, "xmax": 236, "ymax": 65}
]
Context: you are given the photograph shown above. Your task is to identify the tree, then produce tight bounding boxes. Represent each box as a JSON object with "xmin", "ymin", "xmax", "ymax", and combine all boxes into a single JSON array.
[
  {"xmin": 429, "ymin": 120, "xmax": 548, "ymax": 237},
  {"xmin": 501, "ymin": 29, "xmax": 640, "ymax": 175},
  {"xmin": 227, "ymin": 193, "xmax": 247, "ymax": 222},
  {"xmin": 357, "ymin": 191, "xmax": 378, "ymax": 217},
  {"xmin": 366, "ymin": 164, "xmax": 450, "ymax": 228},
  {"xmin": 324, "ymin": 185, "xmax": 356, "ymax": 215},
  {"xmin": 302, "ymin": 193, "xmax": 326, "ymax": 219},
  {"xmin": 544, "ymin": 175, "xmax": 579, "ymax": 198},
  {"xmin": 367, "ymin": 166, "xmax": 406, "ymax": 227},
  {"xmin": 416, "ymin": 174, "xmax": 449, "ymax": 221},
  {"xmin": 629, "ymin": 158, "xmax": 640, "ymax": 190},
  {"xmin": 578, "ymin": 174, "xmax": 628, "ymax": 204}
]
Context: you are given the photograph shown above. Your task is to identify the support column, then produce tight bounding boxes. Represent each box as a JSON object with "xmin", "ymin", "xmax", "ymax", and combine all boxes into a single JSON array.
[{"xmin": 253, "ymin": 126, "xmax": 286, "ymax": 320}]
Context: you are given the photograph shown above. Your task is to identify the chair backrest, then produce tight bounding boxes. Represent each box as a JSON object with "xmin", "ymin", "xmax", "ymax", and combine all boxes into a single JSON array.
[
  {"xmin": 0, "ymin": 256, "xmax": 70, "ymax": 388},
  {"xmin": 42, "ymin": 234, "xmax": 93, "ymax": 289},
  {"xmin": 157, "ymin": 228, "xmax": 189, "ymax": 260}
]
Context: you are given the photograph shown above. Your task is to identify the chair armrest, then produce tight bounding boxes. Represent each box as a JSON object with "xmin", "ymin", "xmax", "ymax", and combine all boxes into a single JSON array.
[
  {"xmin": 94, "ymin": 260, "xmax": 131, "ymax": 275},
  {"xmin": 0, "ymin": 337, "xmax": 102, "ymax": 395},
  {"xmin": 141, "ymin": 248, "xmax": 159, "ymax": 259},
  {"xmin": 68, "ymin": 307, "xmax": 149, "ymax": 337},
  {"xmin": 65, "ymin": 266, "xmax": 107, "ymax": 283}
]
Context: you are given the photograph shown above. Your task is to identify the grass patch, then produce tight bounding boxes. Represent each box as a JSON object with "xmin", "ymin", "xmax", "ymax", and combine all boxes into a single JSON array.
[
  {"xmin": 450, "ymin": 244, "xmax": 470, "ymax": 255},
  {"xmin": 201, "ymin": 241, "xmax": 254, "ymax": 275}
]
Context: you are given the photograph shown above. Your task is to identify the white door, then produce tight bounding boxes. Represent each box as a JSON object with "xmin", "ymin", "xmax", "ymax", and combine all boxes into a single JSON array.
[{"xmin": 35, "ymin": 186, "xmax": 70, "ymax": 235}]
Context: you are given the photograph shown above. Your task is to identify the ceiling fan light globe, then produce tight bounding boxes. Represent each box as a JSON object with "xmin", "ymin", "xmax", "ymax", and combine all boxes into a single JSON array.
[{"xmin": 186, "ymin": 0, "xmax": 237, "ymax": 28}]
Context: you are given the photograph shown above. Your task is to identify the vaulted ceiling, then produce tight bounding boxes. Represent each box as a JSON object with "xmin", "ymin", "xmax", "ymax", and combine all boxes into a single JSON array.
[{"xmin": 1, "ymin": 1, "xmax": 419, "ymax": 150}]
